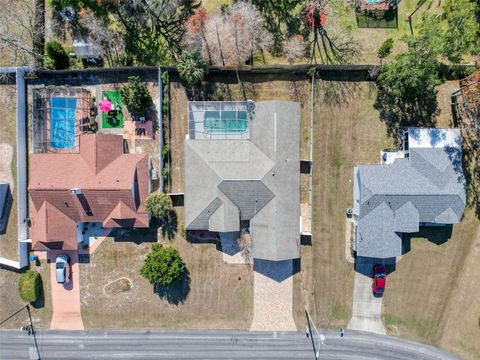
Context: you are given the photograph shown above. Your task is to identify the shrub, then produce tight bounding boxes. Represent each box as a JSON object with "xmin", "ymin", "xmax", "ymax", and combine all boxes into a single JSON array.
[
  {"xmin": 120, "ymin": 76, "xmax": 152, "ymax": 116},
  {"xmin": 377, "ymin": 38, "xmax": 394, "ymax": 64},
  {"xmin": 44, "ymin": 40, "xmax": 70, "ymax": 70},
  {"xmin": 161, "ymin": 164, "xmax": 170, "ymax": 181},
  {"xmin": 162, "ymin": 145, "xmax": 170, "ymax": 161},
  {"xmin": 176, "ymin": 51, "xmax": 209, "ymax": 86},
  {"xmin": 140, "ymin": 244, "xmax": 185, "ymax": 286},
  {"xmin": 145, "ymin": 191, "xmax": 172, "ymax": 219},
  {"xmin": 18, "ymin": 270, "xmax": 41, "ymax": 303}
]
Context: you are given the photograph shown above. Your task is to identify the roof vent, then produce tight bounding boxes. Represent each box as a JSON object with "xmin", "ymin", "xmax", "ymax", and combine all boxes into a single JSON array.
[{"xmin": 70, "ymin": 188, "xmax": 82, "ymax": 195}]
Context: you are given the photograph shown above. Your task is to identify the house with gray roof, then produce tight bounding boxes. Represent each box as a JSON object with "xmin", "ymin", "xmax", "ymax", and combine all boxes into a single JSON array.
[
  {"xmin": 353, "ymin": 128, "xmax": 466, "ymax": 259},
  {"xmin": 184, "ymin": 101, "xmax": 300, "ymax": 261}
]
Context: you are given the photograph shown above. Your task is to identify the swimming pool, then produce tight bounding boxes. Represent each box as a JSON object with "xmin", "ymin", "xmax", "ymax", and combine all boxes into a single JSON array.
[
  {"xmin": 204, "ymin": 110, "xmax": 248, "ymax": 133},
  {"xmin": 50, "ymin": 97, "xmax": 77, "ymax": 149}
]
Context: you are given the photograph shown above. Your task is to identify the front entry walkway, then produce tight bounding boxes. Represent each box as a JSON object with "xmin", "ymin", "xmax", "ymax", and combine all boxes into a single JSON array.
[
  {"xmin": 250, "ymin": 259, "xmax": 296, "ymax": 331},
  {"xmin": 49, "ymin": 250, "xmax": 84, "ymax": 330},
  {"xmin": 348, "ymin": 264, "xmax": 385, "ymax": 335}
]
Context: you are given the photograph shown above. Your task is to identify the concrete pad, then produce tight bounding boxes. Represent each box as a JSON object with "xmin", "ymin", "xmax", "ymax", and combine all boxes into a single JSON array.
[
  {"xmin": 49, "ymin": 250, "xmax": 84, "ymax": 330},
  {"xmin": 250, "ymin": 260, "xmax": 296, "ymax": 331},
  {"xmin": 348, "ymin": 270, "xmax": 385, "ymax": 335}
]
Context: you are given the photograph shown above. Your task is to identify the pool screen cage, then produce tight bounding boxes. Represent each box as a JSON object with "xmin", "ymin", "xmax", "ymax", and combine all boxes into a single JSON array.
[
  {"xmin": 32, "ymin": 87, "xmax": 91, "ymax": 154},
  {"xmin": 355, "ymin": 0, "xmax": 399, "ymax": 28},
  {"xmin": 188, "ymin": 101, "xmax": 254, "ymax": 140}
]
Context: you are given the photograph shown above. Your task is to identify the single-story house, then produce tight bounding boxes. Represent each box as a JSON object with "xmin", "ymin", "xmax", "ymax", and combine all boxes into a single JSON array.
[
  {"xmin": 184, "ymin": 101, "xmax": 300, "ymax": 261},
  {"xmin": 353, "ymin": 128, "xmax": 466, "ymax": 258},
  {"xmin": 29, "ymin": 133, "xmax": 150, "ymax": 251}
]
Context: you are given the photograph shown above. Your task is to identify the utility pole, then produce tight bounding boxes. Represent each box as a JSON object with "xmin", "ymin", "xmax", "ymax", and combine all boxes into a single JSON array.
[
  {"xmin": 32, "ymin": 0, "xmax": 46, "ymax": 69},
  {"xmin": 25, "ymin": 304, "xmax": 41, "ymax": 360}
]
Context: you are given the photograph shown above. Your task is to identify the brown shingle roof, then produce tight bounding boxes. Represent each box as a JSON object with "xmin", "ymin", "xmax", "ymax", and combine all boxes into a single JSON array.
[{"xmin": 29, "ymin": 134, "xmax": 150, "ymax": 250}]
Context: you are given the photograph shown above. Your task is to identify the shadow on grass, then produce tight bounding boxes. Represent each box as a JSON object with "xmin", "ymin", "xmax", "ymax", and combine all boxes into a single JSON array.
[
  {"xmin": 31, "ymin": 275, "xmax": 45, "ymax": 309},
  {"xmin": 154, "ymin": 269, "xmax": 191, "ymax": 305},
  {"xmin": 155, "ymin": 210, "xmax": 178, "ymax": 241},
  {"xmin": 374, "ymin": 86, "xmax": 440, "ymax": 139},
  {"xmin": 402, "ymin": 224, "xmax": 453, "ymax": 250}
]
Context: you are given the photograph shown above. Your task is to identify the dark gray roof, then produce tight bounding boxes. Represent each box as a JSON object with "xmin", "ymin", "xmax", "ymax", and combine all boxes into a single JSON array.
[
  {"xmin": 184, "ymin": 101, "xmax": 300, "ymax": 261},
  {"xmin": 0, "ymin": 182, "xmax": 8, "ymax": 219},
  {"xmin": 354, "ymin": 128, "xmax": 466, "ymax": 258}
]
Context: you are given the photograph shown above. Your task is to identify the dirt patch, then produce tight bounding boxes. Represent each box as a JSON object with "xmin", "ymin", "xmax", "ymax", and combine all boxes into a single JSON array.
[{"xmin": 103, "ymin": 277, "xmax": 133, "ymax": 297}]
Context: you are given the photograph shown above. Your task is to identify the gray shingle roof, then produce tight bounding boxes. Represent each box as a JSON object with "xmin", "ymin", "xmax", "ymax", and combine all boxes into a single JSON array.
[
  {"xmin": 354, "ymin": 128, "xmax": 466, "ymax": 258},
  {"xmin": 184, "ymin": 101, "xmax": 300, "ymax": 261}
]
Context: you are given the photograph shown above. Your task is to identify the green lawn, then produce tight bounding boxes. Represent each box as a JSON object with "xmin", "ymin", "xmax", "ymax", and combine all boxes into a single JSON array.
[{"xmin": 101, "ymin": 91, "xmax": 125, "ymax": 129}]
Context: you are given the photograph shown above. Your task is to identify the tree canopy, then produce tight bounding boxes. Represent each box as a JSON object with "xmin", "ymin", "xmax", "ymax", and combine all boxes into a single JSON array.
[
  {"xmin": 145, "ymin": 191, "xmax": 172, "ymax": 219},
  {"xmin": 120, "ymin": 76, "xmax": 153, "ymax": 116},
  {"xmin": 177, "ymin": 51, "xmax": 209, "ymax": 86},
  {"xmin": 140, "ymin": 244, "xmax": 185, "ymax": 286}
]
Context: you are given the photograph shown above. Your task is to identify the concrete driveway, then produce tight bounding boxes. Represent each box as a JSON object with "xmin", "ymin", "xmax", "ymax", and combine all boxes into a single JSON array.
[
  {"xmin": 250, "ymin": 259, "xmax": 297, "ymax": 331},
  {"xmin": 348, "ymin": 260, "xmax": 386, "ymax": 335},
  {"xmin": 48, "ymin": 250, "xmax": 84, "ymax": 330}
]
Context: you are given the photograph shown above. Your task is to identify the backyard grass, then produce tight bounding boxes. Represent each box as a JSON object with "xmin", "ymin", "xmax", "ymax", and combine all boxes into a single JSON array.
[{"xmin": 80, "ymin": 234, "xmax": 253, "ymax": 329}]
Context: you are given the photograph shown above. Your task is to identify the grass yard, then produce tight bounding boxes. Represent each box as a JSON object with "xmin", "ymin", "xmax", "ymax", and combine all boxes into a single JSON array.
[
  {"xmin": 383, "ymin": 210, "xmax": 480, "ymax": 360},
  {"xmin": 0, "ymin": 260, "xmax": 52, "ymax": 329},
  {"xmin": 80, "ymin": 234, "xmax": 253, "ymax": 329},
  {"xmin": 303, "ymin": 81, "xmax": 394, "ymax": 329}
]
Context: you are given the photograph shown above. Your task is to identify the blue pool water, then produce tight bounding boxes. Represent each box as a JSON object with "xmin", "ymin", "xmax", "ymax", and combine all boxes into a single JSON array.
[{"xmin": 50, "ymin": 97, "xmax": 77, "ymax": 149}]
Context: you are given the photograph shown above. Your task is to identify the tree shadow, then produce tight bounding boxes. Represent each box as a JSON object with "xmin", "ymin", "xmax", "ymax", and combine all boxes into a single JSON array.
[
  {"xmin": 374, "ymin": 86, "xmax": 439, "ymax": 138},
  {"xmin": 153, "ymin": 269, "xmax": 191, "ymax": 305},
  {"xmin": 158, "ymin": 210, "xmax": 178, "ymax": 241},
  {"xmin": 317, "ymin": 80, "xmax": 359, "ymax": 107},
  {"xmin": 31, "ymin": 275, "xmax": 45, "ymax": 309}
]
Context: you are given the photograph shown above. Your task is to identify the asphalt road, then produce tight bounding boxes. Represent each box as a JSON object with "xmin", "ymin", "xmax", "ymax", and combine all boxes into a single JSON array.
[{"xmin": 0, "ymin": 329, "xmax": 460, "ymax": 360}]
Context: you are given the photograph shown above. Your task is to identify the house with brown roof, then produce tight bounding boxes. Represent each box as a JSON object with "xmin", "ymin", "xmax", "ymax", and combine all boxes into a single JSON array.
[{"xmin": 28, "ymin": 133, "xmax": 150, "ymax": 251}]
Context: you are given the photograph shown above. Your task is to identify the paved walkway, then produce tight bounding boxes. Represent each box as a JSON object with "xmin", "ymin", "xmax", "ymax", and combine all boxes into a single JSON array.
[
  {"xmin": 250, "ymin": 259, "xmax": 296, "ymax": 331},
  {"xmin": 48, "ymin": 250, "xmax": 84, "ymax": 330},
  {"xmin": 348, "ymin": 265, "xmax": 385, "ymax": 335}
]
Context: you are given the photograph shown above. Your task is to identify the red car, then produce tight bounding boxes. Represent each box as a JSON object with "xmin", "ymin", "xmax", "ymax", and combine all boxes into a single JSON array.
[{"xmin": 372, "ymin": 265, "xmax": 386, "ymax": 296}]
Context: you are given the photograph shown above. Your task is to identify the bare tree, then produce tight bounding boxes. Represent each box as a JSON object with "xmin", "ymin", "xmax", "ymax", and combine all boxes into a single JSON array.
[
  {"xmin": 284, "ymin": 34, "xmax": 306, "ymax": 64},
  {"xmin": 183, "ymin": 2, "xmax": 273, "ymax": 67},
  {"xmin": 78, "ymin": 12, "xmax": 126, "ymax": 67},
  {"xmin": 237, "ymin": 231, "xmax": 253, "ymax": 264},
  {"xmin": 0, "ymin": 0, "xmax": 45, "ymax": 67}
]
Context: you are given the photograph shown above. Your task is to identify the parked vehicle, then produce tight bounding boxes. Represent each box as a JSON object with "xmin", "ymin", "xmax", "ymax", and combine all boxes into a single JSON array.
[
  {"xmin": 372, "ymin": 265, "xmax": 386, "ymax": 296},
  {"xmin": 55, "ymin": 255, "xmax": 70, "ymax": 284}
]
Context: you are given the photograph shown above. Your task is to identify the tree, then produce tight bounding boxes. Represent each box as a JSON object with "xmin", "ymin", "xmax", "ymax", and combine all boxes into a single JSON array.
[
  {"xmin": 176, "ymin": 51, "xmax": 209, "ymax": 86},
  {"xmin": 304, "ymin": 1, "xmax": 358, "ymax": 64},
  {"xmin": 44, "ymin": 40, "xmax": 70, "ymax": 70},
  {"xmin": 377, "ymin": 38, "xmax": 394, "ymax": 65},
  {"xmin": 183, "ymin": 2, "xmax": 273, "ymax": 67},
  {"xmin": 0, "ymin": 0, "xmax": 45, "ymax": 67},
  {"xmin": 140, "ymin": 244, "xmax": 185, "ymax": 286},
  {"xmin": 120, "ymin": 76, "xmax": 152, "ymax": 117},
  {"xmin": 145, "ymin": 191, "xmax": 172, "ymax": 219},
  {"xmin": 78, "ymin": 11, "xmax": 126, "ymax": 67},
  {"xmin": 375, "ymin": 38, "xmax": 445, "ymax": 137},
  {"xmin": 284, "ymin": 35, "xmax": 306, "ymax": 64},
  {"xmin": 18, "ymin": 270, "xmax": 41, "ymax": 303}
]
